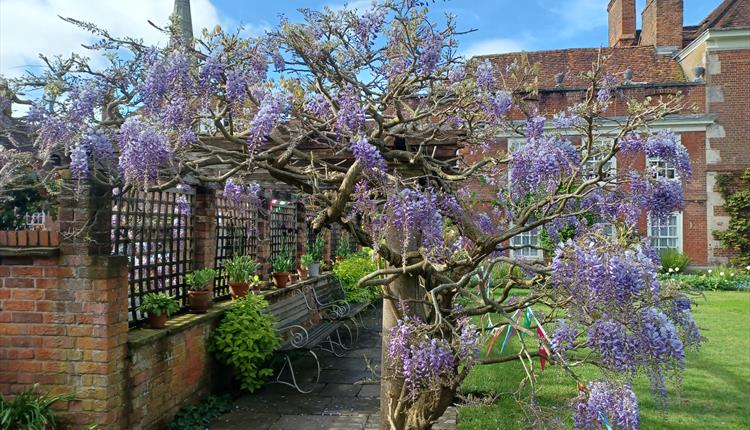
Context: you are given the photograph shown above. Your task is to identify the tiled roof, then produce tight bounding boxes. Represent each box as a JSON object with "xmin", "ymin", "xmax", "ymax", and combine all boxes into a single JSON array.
[
  {"xmin": 476, "ymin": 46, "xmax": 686, "ymax": 88},
  {"xmin": 684, "ymin": 0, "xmax": 750, "ymax": 44}
]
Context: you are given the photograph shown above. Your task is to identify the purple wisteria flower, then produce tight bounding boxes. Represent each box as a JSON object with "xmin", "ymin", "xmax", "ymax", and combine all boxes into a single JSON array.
[
  {"xmin": 629, "ymin": 173, "xmax": 684, "ymax": 221},
  {"xmin": 448, "ymin": 65, "xmax": 466, "ymax": 84},
  {"xmin": 486, "ymin": 91, "xmax": 512, "ymax": 120},
  {"xmin": 351, "ymin": 136, "xmax": 386, "ymax": 178},
  {"xmin": 355, "ymin": 9, "xmax": 385, "ymax": 45},
  {"xmin": 418, "ymin": 30, "xmax": 443, "ymax": 74},
  {"xmin": 247, "ymin": 91, "xmax": 290, "ymax": 149},
  {"xmin": 509, "ymin": 136, "xmax": 580, "ymax": 197},
  {"xmin": 550, "ymin": 319, "xmax": 579, "ymax": 354},
  {"xmin": 304, "ymin": 93, "xmax": 331, "ymax": 118},
  {"xmin": 335, "ymin": 85, "xmax": 366, "ymax": 136},
  {"xmin": 118, "ymin": 118, "xmax": 173, "ymax": 188},
  {"xmin": 525, "ymin": 113, "xmax": 546, "ymax": 142},
  {"xmin": 552, "ymin": 111, "xmax": 580, "ymax": 129},
  {"xmin": 644, "ymin": 130, "xmax": 692, "ymax": 177},
  {"xmin": 223, "ymin": 179, "xmax": 262, "ymax": 207},
  {"xmin": 573, "ymin": 381, "xmax": 639, "ymax": 430},
  {"xmin": 69, "ymin": 142, "xmax": 89, "ymax": 179},
  {"xmin": 476, "ymin": 59, "xmax": 495, "ymax": 92}
]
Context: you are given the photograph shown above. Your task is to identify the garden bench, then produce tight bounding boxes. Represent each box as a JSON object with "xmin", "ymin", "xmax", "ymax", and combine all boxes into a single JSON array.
[
  {"xmin": 310, "ymin": 278, "xmax": 377, "ymax": 339},
  {"xmin": 264, "ymin": 290, "xmax": 349, "ymax": 393}
]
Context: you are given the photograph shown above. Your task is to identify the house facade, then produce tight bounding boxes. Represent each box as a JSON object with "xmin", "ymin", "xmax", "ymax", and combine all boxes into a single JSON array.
[{"xmin": 472, "ymin": 0, "xmax": 749, "ymax": 266}]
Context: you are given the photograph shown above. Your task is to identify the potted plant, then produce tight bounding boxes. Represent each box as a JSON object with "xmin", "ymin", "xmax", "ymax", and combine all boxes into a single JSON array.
[
  {"xmin": 224, "ymin": 255, "xmax": 258, "ymax": 299},
  {"xmin": 138, "ymin": 292, "xmax": 180, "ymax": 329},
  {"xmin": 298, "ymin": 254, "xmax": 312, "ymax": 280},
  {"xmin": 271, "ymin": 249, "xmax": 294, "ymax": 289},
  {"xmin": 185, "ymin": 268, "xmax": 216, "ymax": 313},
  {"xmin": 335, "ymin": 238, "xmax": 350, "ymax": 262},
  {"xmin": 249, "ymin": 274, "xmax": 262, "ymax": 293},
  {"xmin": 307, "ymin": 236, "xmax": 325, "ymax": 277}
]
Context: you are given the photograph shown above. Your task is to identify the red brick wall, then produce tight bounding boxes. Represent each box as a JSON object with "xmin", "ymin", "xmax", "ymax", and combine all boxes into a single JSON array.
[
  {"xmin": 681, "ymin": 131, "xmax": 708, "ymax": 264},
  {"xmin": 705, "ymin": 49, "xmax": 750, "ymax": 262},
  {"xmin": 641, "ymin": 0, "xmax": 684, "ymax": 48},
  {"xmin": 608, "ymin": 0, "xmax": 636, "ymax": 47},
  {"xmin": 0, "ymin": 182, "xmax": 129, "ymax": 428}
]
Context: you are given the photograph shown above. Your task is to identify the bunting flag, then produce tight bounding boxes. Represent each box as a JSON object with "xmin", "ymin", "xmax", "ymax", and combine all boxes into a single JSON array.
[
  {"xmin": 526, "ymin": 307, "xmax": 552, "ymax": 372},
  {"xmin": 597, "ymin": 410, "xmax": 614, "ymax": 430},
  {"xmin": 499, "ymin": 309, "xmax": 522, "ymax": 353},
  {"xmin": 538, "ymin": 345, "xmax": 548, "ymax": 371}
]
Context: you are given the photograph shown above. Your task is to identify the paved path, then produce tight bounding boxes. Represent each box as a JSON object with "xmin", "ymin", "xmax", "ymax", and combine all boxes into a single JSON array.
[{"xmin": 210, "ymin": 308, "xmax": 456, "ymax": 430}]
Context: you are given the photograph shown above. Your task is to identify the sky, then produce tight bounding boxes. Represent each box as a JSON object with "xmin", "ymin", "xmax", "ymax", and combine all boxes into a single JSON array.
[{"xmin": 0, "ymin": 0, "xmax": 723, "ymax": 78}]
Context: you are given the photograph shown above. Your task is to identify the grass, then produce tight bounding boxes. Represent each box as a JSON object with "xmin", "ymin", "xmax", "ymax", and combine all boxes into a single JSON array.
[{"xmin": 458, "ymin": 291, "xmax": 750, "ymax": 429}]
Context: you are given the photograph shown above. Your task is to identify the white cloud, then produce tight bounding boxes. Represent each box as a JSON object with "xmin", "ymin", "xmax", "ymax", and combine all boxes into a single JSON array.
[
  {"xmin": 541, "ymin": 0, "xmax": 607, "ymax": 38},
  {"xmin": 0, "ymin": 0, "xmax": 224, "ymax": 78},
  {"xmin": 463, "ymin": 38, "xmax": 526, "ymax": 58}
]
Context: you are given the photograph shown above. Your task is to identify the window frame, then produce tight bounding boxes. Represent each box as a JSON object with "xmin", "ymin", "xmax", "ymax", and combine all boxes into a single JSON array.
[{"xmin": 647, "ymin": 211, "xmax": 683, "ymax": 254}]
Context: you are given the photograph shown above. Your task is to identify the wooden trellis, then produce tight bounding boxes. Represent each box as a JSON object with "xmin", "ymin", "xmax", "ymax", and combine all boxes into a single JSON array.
[
  {"xmin": 111, "ymin": 188, "xmax": 195, "ymax": 325},
  {"xmin": 269, "ymin": 201, "xmax": 297, "ymax": 266},
  {"xmin": 213, "ymin": 197, "xmax": 258, "ymax": 298}
]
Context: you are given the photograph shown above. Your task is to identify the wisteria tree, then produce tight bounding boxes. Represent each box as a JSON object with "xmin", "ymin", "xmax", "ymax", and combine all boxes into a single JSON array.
[{"xmin": 0, "ymin": 1, "xmax": 703, "ymax": 429}]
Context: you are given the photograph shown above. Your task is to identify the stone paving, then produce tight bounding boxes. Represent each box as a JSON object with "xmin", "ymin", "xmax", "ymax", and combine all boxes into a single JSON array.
[{"xmin": 210, "ymin": 308, "xmax": 457, "ymax": 430}]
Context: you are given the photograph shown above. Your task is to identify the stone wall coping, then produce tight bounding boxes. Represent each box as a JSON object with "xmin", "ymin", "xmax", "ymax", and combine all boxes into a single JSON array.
[
  {"xmin": 0, "ymin": 246, "xmax": 60, "ymax": 257},
  {"xmin": 127, "ymin": 273, "xmax": 336, "ymax": 350}
]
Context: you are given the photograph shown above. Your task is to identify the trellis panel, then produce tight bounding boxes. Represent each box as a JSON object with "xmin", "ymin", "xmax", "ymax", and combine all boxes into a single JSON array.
[
  {"xmin": 213, "ymin": 197, "xmax": 258, "ymax": 297},
  {"xmin": 111, "ymin": 188, "xmax": 195, "ymax": 325}
]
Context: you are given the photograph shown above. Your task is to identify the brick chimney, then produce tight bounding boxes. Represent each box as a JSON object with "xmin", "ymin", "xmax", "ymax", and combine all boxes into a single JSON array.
[
  {"xmin": 608, "ymin": 0, "xmax": 636, "ymax": 47},
  {"xmin": 640, "ymin": 0, "xmax": 684, "ymax": 51}
]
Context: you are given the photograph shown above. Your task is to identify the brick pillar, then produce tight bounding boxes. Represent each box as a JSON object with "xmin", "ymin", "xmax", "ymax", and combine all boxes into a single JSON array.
[
  {"xmin": 193, "ymin": 186, "xmax": 217, "ymax": 272},
  {"xmin": 0, "ymin": 180, "xmax": 128, "ymax": 428},
  {"xmin": 257, "ymin": 197, "xmax": 271, "ymax": 278}
]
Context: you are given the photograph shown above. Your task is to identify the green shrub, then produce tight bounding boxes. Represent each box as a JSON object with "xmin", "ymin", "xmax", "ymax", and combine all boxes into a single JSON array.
[
  {"xmin": 660, "ymin": 269, "xmax": 750, "ymax": 291},
  {"xmin": 659, "ymin": 248, "xmax": 690, "ymax": 273},
  {"xmin": 137, "ymin": 292, "xmax": 180, "ymax": 316},
  {"xmin": 210, "ymin": 295, "xmax": 279, "ymax": 392},
  {"xmin": 334, "ymin": 249, "xmax": 379, "ymax": 303},
  {"xmin": 185, "ymin": 268, "xmax": 216, "ymax": 291},
  {"xmin": 165, "ymin": 395, "xmax": 231, "ymax": 430},
  {"xmin": 223, "ymin": 255, "xmax": 258, "ymax": 283},
  {"xmin": 0, "ymin": 384, "xmax": 74, "ymax": 430},
  {"xmin": 335, "ymin": 237, "xmax": 351, "ymax": 258},
  {"xmin": 713, "ymin": 169, "xmax": 750, "ymax": 267}
]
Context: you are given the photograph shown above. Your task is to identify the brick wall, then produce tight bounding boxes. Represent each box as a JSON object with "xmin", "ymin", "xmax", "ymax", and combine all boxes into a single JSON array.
[
  {"xmin": 640, "ymin": 0, "xmax": 684, "ymax": 49},
  {"xmin": 704, "ymin": 49, "xmax": 750, "ymax": 263},
  {"xmin": 0, "ymin": 182, "xmax": 129, "ymax": 428}
]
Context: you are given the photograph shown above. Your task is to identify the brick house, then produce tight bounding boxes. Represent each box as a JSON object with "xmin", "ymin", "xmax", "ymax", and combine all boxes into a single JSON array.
[{"xmin": 473, "ymin": 0, "xmax": 749, "ymax": 266}]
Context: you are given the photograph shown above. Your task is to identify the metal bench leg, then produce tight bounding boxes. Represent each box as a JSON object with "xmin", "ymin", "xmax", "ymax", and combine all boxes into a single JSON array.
[
  {"xmin": 318, "ymin": 333, "xmax": 346, "ymax": 357},
  {"xmin": 272, "ymin": 351, "xmax": 320, "ymax": 394}
]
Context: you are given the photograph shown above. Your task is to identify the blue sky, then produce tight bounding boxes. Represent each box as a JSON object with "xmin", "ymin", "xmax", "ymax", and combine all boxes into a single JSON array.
[
  {"xmin": 209, "ymin": 0, "xmax": 722, "ymax": 56},
  {"xmin": 0, "ymin": 0, "xmax": 723, "ymax": 78}
]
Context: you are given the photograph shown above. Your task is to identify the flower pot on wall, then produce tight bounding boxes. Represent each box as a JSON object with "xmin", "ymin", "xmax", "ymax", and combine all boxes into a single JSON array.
[
  {"xmin": 228, "ymin": 281, "xmax": 249, "ymax": 299},
  {"xmin": 297, "ymin": 266, "xmax": 309, "ymax": 281},
  {"xmin": 272, "ymin": 272, "xmax": 290, "ymax": 289},
  {"xmin": 307, "ymin": 263, "xmax": 320, "ymax": 277},
  {"xmin": 147, "ymin": 312, "xmax": 168, "ymax": 329},
  {"xmin": 188, "ymin": 290, "xmax": 212, "ymax": 313}
]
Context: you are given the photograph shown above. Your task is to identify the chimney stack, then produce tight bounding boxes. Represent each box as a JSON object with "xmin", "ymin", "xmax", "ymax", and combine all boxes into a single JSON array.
[
  {"xmin": 640, "ymin": 0, "xmax": 683, "ymax": 52},
  {"xmin": 608, "ymin": 0, "xmax": 636, "ymax": 47}
]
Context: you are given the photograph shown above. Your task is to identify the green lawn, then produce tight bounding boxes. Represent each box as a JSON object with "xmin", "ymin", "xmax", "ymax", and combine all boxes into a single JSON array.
[{"xmin": 458, "ymin": 291, "xmax": 750, "ymax": 429}]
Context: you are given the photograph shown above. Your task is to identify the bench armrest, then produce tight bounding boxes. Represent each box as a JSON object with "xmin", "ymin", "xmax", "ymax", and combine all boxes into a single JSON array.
[{"xmin": 277, "ymin": 324, "xmax": 310, "ymax": 348}]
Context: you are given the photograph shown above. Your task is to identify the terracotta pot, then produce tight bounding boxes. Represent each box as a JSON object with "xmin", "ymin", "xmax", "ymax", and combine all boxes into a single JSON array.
[
  {"xmin": 272, "ymin": 272, "xmax": 290, "ymax": 289},
  {"xmin": 290, "ymin": 273, "xmax": 299, "ymax": 282},
  {"xmin": 188, "ymin": 290, "xmax": 212, "ymax": 313},
  {"xmin": 147, "ymin": 312, "xmax": 168, "ymax": 329},
  {"xmin": 308, "ymin": 262, "xmax": 320, "ymax": 277},
  {"xmin": 228, "ymin": 281, "xmax": 249, "ymax": 299},
  {"xmin": 336, "ymin": 256, "xmax": 345, "ymax": 262},
  {"xmin": 297, "ymin": 266, "xmax": 309, "ymax": 281}
]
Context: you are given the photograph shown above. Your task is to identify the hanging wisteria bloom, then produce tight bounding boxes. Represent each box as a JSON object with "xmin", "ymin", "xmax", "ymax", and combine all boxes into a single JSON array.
[
  {"xmin": 351, "ymin": 136, "xmax": 387, "ymax": 178},
  {"xmin": 304, "ymin": 93, "xmax": 331, "ymax": 119},
  {"xmin": 118, "ymin": 118, "xmax": 173, "ymax": 188},
  {"xmin": 417, "ymin": 29, "xmax": 443, "ymax": 74},
  {"xmin": 247, "ymin": 91, "xmax": 290, "ymax": 150},
  {"xmin": 387, "ymin": 316, "xmax": 479, "ymax": 400},
  {"xmin": 223, "ymin": 179, "xmax": 262, "ymax": 207},
  {"xmin": 510, "ymin": 136, "xmax": 580, "ymax": 197},
  {"xmin": 476, "ymin": 59, "xmax": 495, "ymax": 92},
  {"xmin": 335, "ymin": 85, "xmax": 366, "ymax": 137},
  {"xmin": 573, "ymin": 381, "xmax": 639, "ymax": 430},
  {"xmin": 69, "ymin": 143, "xmax": 88, "ymax": 179}
]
